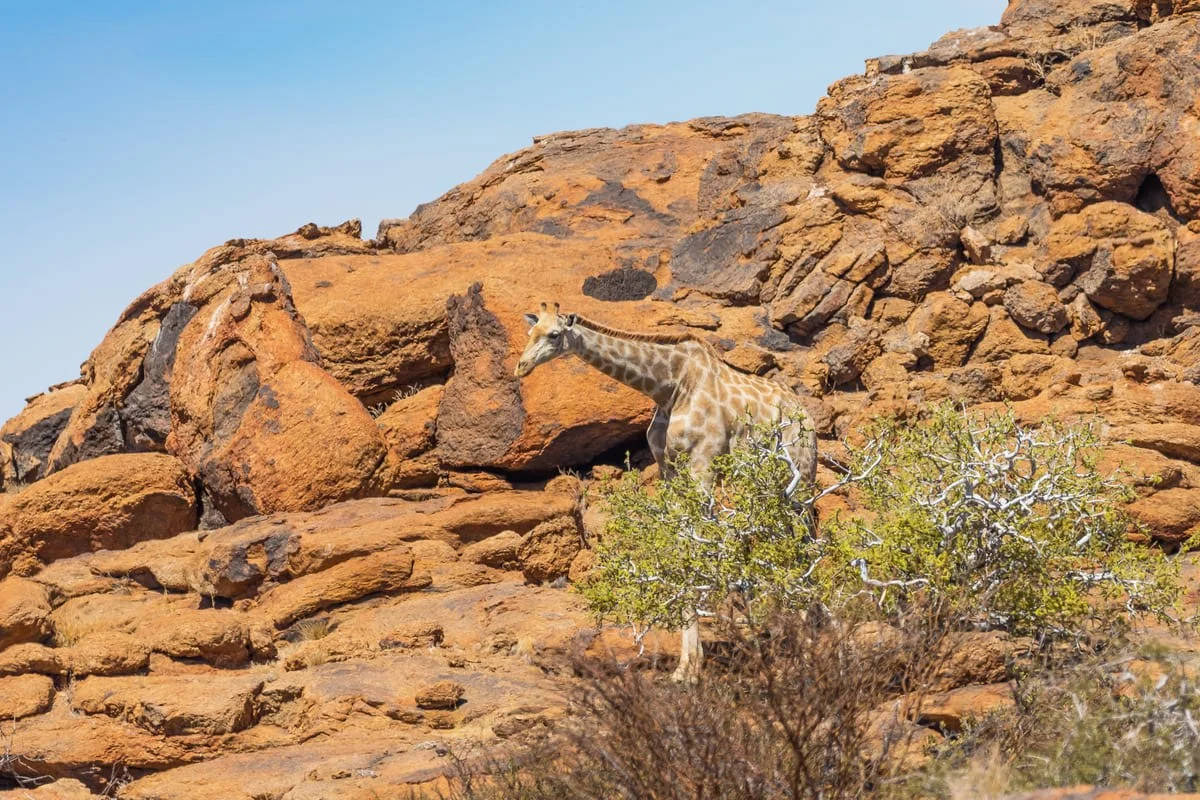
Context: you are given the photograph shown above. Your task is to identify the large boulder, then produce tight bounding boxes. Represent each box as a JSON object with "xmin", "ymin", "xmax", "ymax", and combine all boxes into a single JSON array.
[
  {"xmin": 0, "ymin": 453, "xmax": 196, "ymax": 578},
  {"xmin": 166, "ymin": 253, "xmax": 388, "ymax": 520},
  {"xmin": 72, "ymin": 674, "xmax": 265, "ymax": 736},
  {"xmin": 1045, "ymin": 204, "xmax": 1176, "ymax": 321},
  {"xmin": 0, "ymin": 673, "xmax": 55, "ymax": 720},
  {"xmin": 819, "ymin": 65, "xmax": 999, "ymax": 225},
  {"xmin": 1, "ymin": 383, "xmax": 86, "ymax": 484}
]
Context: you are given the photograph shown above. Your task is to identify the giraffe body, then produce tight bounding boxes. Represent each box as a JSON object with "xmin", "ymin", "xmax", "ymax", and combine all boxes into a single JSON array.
[{"xmin": 515, "ymin": 305, "xmax": 817, "ymax": 681}]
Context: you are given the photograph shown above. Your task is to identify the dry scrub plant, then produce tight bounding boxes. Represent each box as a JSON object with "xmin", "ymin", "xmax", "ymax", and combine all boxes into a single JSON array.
[
  {"xmin": 581, "ymin": 413, "xmax": 829, "ymax": 640},
  {"xmin": 822, "ymin": 405, "xmax": 1180, "ymax": 644},
  {"xmin": 903, "ymin": 651, "xmax": 1200, "ymax": 797},
  {"xmin": 438, "ymin": 611, "xmax": 947, "ymax": 800}
]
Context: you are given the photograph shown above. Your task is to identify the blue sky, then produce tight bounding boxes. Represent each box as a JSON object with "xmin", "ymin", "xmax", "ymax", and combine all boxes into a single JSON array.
[{"xmin": 0, "ymin": 0, "xmax": 1006, "ymax": 422}]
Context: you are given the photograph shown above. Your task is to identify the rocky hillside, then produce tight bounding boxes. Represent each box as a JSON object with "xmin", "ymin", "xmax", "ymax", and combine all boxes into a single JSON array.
[{"xmin": 3, "ymin": 0, "xmax": 1200, "ymax": 796}]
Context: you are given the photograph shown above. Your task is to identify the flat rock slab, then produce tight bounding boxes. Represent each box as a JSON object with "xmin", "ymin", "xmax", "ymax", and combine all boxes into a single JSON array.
[
  {"xmin": 119, "ymin": 733, "xmax": 453, "ymax": 800},
  {"xmin": 0, "ymin": 453, "xmax": 195, "ymax": 578},
  {"xmin": 71, "ymin": 673, "xmax": 266, "ymax": 736}
]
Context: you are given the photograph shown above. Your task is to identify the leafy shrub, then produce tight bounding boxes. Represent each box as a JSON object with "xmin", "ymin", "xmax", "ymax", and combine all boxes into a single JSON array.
[
  {"xmin": 584, "ymin": 403, "xmax": 1179, "ymax": 646},
  {"xmin": 439, "ymin": 405, "xmax": 1191, "ymax": 799},
  {"xmin": 823, "ymin": 405, "xmax": 1180, "ymax": 643},
  {"xmin": 580, "ymin": 416, "xmax": 824, "ymax": 639}
]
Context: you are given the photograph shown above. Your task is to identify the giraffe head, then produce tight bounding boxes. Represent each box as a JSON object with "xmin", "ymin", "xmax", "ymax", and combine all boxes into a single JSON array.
[{"xmin": 515, "ymin": 302, "xmax": 577, "ymax": 377}]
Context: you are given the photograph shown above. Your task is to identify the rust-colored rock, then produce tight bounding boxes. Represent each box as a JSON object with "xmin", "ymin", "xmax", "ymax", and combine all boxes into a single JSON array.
[
  {"xmin": 1, "ymin": 383, "xmax": 86, "ymax": 484},
  {"xmin": 1127, "ymin": 487, "xmax": 1200, "ymax": 545},
  {"xmin": 518, "ymin": 516, "xmax": 583, "ymax": 585},
  {"xmin": 916, "ymin": 682, "xmax": 1014, "ymax": 733},
  {"xmin": 461, "ymin": 530, "xmax": 523, "ymax": 569},
  {"xmin": 1004, "ymin": 281, "xmax": 1069, "ymax": 334},
  {"xmin": 0, "ymin": 643, "xmax": 66, "ymax": 676},
  {"xmin": 0, "ymin": 673, "xmax": 54, "ymax": 719},
  {"xmin": 375, "ymin": 384, "xmax": 443, "ymax": 488},
  {"xmin": 0, "ymin": 453, "xmax": 195, "ymax": 578},
  {"xmin": 256, "ymin": 549, "xmax": 420, "ymax": 629},
  {"xmin": 0, "ymin": 779, "xmax": 102, "ymax": 799},
  {"xmin": 69, "ymin": 631, "xmax": 152, "ymax": 676},
  {"xmin": 72, "ymin": 673, "xmax": 264, "ymax": 736},
  {"xmin": 3, "ymin": 709, "xmax": 191, "ymax": 786},
  {"xmin": 0, "ymin": 576, "xmax": 53, "ymax": 650},
  {"xmin": 2, "ymin": 0, "xmax": 1200, "ymax": 794},
  {"xmin": 166, "ymin": 254, "xmax": 388, "ymax": 520},
  {"xmin": 931, "ymin": 631, "xmax": 1028, "ymax": 690},
  {"xmin": 414, "ymin": 680, "xmax": 465, "ymax": 710},
  {"xmin": 973, "ymin": 307, "xmax": 1051, "ymax": 362},
  {"xmin": 819, "ymin": 65, "xmax": 999, "ymax": 222},
  {"xmin": 905, "ymin": 293, "xmax": 989, "ymax": 368}
]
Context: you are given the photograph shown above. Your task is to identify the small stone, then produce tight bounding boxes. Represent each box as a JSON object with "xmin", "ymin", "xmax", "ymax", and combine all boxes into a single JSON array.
[
  {"xmin": 1003, "ymin": 281, "xmax": 1068, "ymax": 334},
  {"xmin": 379, "ymin": 622, "xmax": 444, "ymax": 650},
  {"xmin": 960, "ymin": 226, "xmax": 992, "ymax": 265},
  {"xmin": 415, "ymin": 680, "xmax": 464, "ymax": 710},
  {"xmin": 956, "ymin": 269, "xmax": 1004, "ymax": 299},
  {"xmin": 460, "ymin": 531, "xmax": 523, "ymax": 570},
  {"xmin": 723, "ymin": 343, "xmax": 777, "ymax": 375},
  {"xmin": 518, "ymin": 517, "xmax": 582, "ymax": 584}
]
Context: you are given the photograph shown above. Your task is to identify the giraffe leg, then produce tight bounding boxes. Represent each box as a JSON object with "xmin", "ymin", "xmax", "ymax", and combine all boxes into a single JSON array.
[
  {"xmin": 785, "ymin": 418, "xmax": 820, "ymax": 535},
  {"xmin": 671, "ymin": 451, "xmax": 717, "ymax": 685},
  {"xmin": 647, "ymin": 406, "xmax": 669, "ymax": 476},
  {"xmin": 672, "ymin": 613, "xmax": 702, "ymax": 684}
]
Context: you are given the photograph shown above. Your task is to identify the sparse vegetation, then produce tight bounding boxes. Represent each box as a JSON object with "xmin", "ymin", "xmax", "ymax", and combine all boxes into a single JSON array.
[
  {"xmin": 903, "ymin": 651, "xmax": 1200, "ymax": 797},
  {"xmin": 581, "ymin": 415, "xmax": 823, "ymax": 641},
  {"xmin": 436, "ymin": 611, "xmax": 948, "ymax": 800},
  {"xmin": 292, "ymin": 616, "xmax": 335, "ymax": 642},
  {"xmin": 395, "ymin": 384, "xmax": 424, "ymax": 402},
  {"xmin": 584, "ymin": 404, "xmax": 1179, "ymax": 648},
  {"xmin": 822, "ymin": 406, "xmax": 1181, "ymax": 645},
  {"xmin": 50, "ymin": 616, "xmax": 89, "ymax": 648},
  {"xmin": 438, "ymin": 405, "xmax": 1189, "ymax": 798},
  {"xmin": 367, "ymin": 383, "xmax": 428, "ymax": 419}
]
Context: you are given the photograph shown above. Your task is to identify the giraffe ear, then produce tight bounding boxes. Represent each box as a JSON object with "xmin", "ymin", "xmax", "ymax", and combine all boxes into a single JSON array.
[
  {"xmin": 523, "ymin": 313, "xmax": 539, "ymax": 328},
  {"xmin": 564, "ymin": 313, "xmax": 577, "ymax": 328}
]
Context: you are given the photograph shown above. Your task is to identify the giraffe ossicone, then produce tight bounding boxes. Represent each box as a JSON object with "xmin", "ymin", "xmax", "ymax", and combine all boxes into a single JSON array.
[{"xmin": 515, "ymin": 303, "xmax": 818, "ymax": 683}]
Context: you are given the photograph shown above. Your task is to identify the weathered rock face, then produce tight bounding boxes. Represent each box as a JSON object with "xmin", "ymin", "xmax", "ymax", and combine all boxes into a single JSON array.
[
  {"xmin": 164, "ymin": 252, "xmax": 389, "ymax": 521},
  {"xmin": 12, "ymin": 0, "xmax": 1199, "ymax": 497},
  {"xmin": 0, "ymin": 453, "xmax": 196, "ymax": 578},
  {"xmin": 0, "ymin": 483, "xmax": 618, "ymax": 795},
  {"xmin": 0, "ymin": 577, "xmax": 52, "ymax": 649}
]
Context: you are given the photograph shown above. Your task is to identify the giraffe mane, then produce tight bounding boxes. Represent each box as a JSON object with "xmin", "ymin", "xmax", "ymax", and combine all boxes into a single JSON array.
[{"xmin": 571, "ymin": 315, "xmax": 699, "ymax": 345}]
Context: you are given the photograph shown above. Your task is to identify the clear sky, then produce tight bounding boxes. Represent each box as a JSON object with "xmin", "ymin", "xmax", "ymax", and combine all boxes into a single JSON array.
[{"xmin": 0, "ymin": 0, "xmax": 1006, "ymax": 423}]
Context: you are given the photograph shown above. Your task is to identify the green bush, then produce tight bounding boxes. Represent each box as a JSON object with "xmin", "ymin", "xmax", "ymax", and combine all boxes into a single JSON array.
[
  {"xmin": 823, "ymin": 405, "xmax": 1180, "ymax": 643},
  {"xmin": 583, "ymin": 404, "xmax": 1180, "ymax": 646},
  {"xmin": 581, "ymin": 416, "xmax": 823, "ymax": 638}
]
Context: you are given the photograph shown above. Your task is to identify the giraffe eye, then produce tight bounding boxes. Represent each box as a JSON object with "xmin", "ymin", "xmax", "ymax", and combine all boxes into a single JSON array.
[{"xmin": 547, "ymin": 331, "xmax": 560, "ymax": 340}]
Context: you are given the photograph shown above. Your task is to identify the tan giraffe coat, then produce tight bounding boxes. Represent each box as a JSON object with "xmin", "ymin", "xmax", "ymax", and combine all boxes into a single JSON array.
[{"xmin": 515, "ymin": 305, "xmax": 817, "ymax": 681}]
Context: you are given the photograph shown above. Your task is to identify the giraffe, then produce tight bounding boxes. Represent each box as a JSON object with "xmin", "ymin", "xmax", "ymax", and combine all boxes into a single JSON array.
[{"xmin": 515, "ymin": 303, "xmax": 817, "ymax": 682}]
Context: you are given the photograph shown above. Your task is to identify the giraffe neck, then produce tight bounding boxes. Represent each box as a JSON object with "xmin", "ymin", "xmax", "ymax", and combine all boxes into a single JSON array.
[{"xmin": 568, "ymin": 325, "xmax": 683, "ymax": 407}]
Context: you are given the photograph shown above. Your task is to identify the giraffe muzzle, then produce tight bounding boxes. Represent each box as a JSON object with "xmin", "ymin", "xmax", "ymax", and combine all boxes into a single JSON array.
[{"xmin": 514, "ymin": 360, "xmax": 531, "ymax": 378}]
